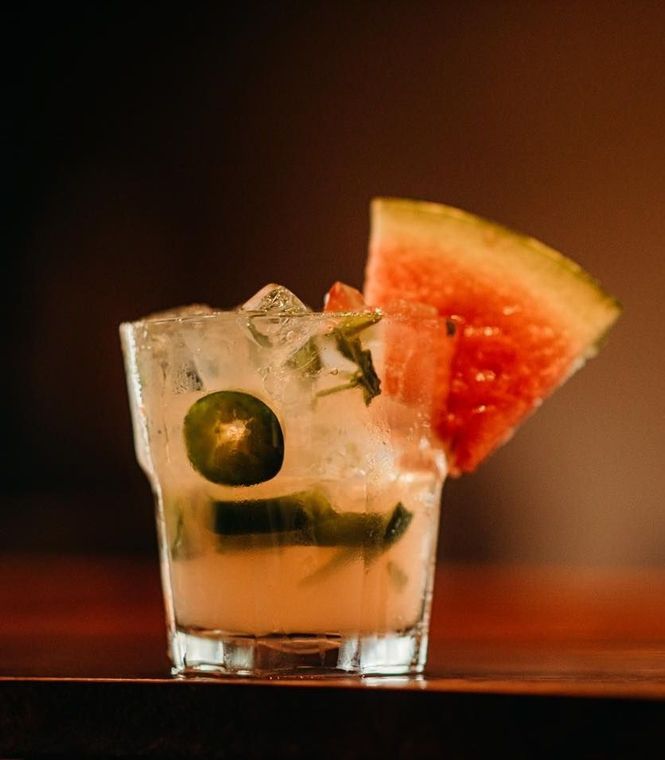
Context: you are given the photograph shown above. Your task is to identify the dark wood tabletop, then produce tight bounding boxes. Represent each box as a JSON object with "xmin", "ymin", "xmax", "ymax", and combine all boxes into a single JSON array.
[{"xmin": 2, "ymin": 554, "xmax": 665, "ymax": 758}]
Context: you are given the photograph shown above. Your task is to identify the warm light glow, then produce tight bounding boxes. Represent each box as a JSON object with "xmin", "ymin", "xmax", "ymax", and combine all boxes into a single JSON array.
[{"xmin": 214, "ymin": 418, "xmax": 250, "ymax": 447}]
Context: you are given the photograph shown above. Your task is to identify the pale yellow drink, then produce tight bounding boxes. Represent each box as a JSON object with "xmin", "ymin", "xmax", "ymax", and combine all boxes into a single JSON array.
[{"xmin": 121, "ymin": 288, "xmax": 447, "ymax": 675}]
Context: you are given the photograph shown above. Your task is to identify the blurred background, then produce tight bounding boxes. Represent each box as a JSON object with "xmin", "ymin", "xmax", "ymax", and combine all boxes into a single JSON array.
[{"xmin": 4, "ymin": 1, "xmax": 662, "ymax": 566}]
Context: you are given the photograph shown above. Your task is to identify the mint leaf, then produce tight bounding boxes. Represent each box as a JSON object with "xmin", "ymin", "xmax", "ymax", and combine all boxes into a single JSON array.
[
  {"xmin": 334, "ymin": 330, "xmax": 381, "ymax": 405},
  {"xmin": 335, "ymin": 311, "xmax": 382, "ymax": 338},
  {"xmin": 316, "ymin": 311, "xmax": 382, "ymax": 406}
]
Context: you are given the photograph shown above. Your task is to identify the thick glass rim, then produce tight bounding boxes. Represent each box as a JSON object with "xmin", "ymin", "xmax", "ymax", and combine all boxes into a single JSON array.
[{"xmin": 120, "ymin": 307, "xmax": 448, "ymax": 329}]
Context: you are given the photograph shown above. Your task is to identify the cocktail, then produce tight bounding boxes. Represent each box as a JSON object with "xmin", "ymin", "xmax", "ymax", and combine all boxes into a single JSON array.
[
  {"xmin": 121, "ymin": 285, "xmax": 450, "ymax": 675},
  {"xmin": 120, "ymin": 198, "xmax": 620, "ymax": 677}
]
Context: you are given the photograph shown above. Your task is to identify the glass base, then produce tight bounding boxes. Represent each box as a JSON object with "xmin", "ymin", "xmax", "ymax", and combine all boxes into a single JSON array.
[{"xmin": 170, "ymin": 626, "xmax": 428, "ymax": 677}]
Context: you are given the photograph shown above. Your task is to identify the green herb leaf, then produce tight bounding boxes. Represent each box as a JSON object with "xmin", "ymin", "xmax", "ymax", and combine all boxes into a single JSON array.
[
  {"xmin": 335, "ymin": 311, "xmax": 382, "ymax": 338},
  {"xmin": 316, "ymin": 311, "xmax": 382, "ymax": 406}
]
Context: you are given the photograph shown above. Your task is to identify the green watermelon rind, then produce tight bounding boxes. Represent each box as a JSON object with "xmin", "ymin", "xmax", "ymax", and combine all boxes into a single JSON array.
[{"xmin": 367, "ymin": 197, "xmax": 622, "ymax": 358}]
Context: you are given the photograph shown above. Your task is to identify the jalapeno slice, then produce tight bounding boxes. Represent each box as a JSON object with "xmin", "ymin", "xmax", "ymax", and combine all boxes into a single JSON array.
[{"xmin": 183, "ymin": 391, "xmax": 284, "ymax": 486}]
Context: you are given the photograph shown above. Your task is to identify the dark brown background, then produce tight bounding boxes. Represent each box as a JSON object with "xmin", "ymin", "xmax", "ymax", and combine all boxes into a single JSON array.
[{"xmin": 4, "ymin": 2, "xmax": 662, "ymax": 565}]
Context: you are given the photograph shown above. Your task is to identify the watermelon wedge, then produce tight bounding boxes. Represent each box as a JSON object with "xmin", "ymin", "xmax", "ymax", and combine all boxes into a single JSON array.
[{"xmin": 364, "ymin": 198, "xmax": 621, "ymax": 475}]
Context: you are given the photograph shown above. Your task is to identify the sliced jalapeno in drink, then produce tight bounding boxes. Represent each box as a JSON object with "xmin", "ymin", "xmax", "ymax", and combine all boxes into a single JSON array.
[{"xmin": 183, "ymin": 391, "xmax": 284, "ymax": 486}]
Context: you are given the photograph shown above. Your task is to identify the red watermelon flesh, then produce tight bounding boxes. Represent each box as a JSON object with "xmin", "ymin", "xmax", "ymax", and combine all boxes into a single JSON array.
[
  {"xmin": 324, "ymin": 281, "xmax": 457, "ymax": 421},
  {"xmin": 324, "ymin": 281, "xmax": 367, "ymax": 311},
  {"xmin": 364, "ymin": 198, "xmax": 621, "ymax": 475}
]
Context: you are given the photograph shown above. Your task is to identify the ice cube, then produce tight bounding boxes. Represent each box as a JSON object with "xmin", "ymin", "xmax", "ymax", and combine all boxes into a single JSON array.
[
  {"xmin": 141, "ymin": 306, "xmax": 214, "ymax": 394},
  {"xmin": 237, "ymin": 285, "xmax": 320, "ymax": 402},
  {"xmin": 151, "ymin": 330, "xmax": 204, "ymax": 395},
  {"xmin": 239, "ymin": 284, "xmax": 310, "ymax": 314},
  {"xmin": 239, "ymin": 285, "xmax": 313, "ymax": 350},
  {"xmin": 140, "ymin": 306, "xmax": 221, "ymax": 393}
]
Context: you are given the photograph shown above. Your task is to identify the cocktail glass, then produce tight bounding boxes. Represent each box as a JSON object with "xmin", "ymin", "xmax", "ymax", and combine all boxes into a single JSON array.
[{"xmin": 120, "ymin": 290, "xmax": 448, "ymax": 676}]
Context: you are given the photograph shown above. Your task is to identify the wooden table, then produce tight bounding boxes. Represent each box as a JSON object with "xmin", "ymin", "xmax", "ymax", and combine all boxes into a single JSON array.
[{"xmin": 2, "ymin": 555, "xmax": 664, "ymax": 757}]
